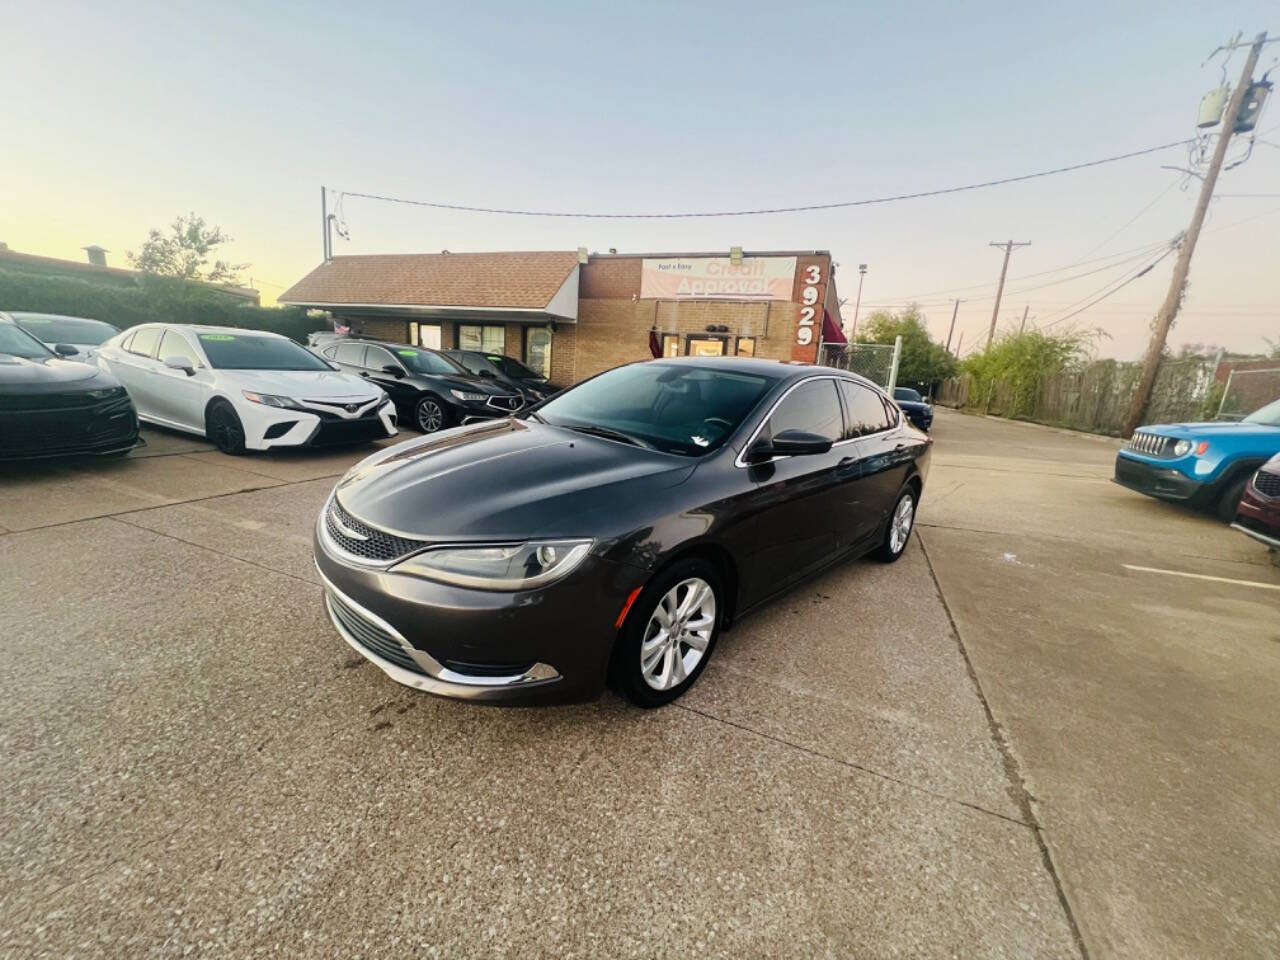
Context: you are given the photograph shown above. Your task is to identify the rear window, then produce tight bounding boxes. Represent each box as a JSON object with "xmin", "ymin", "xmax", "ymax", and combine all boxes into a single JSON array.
[
  {"xmin": 13, "ymin": 314, "xmax": 119, "ymax": 345},
  {"xmin": 198, "ymin": 333, "xmax": 331, "ymax": 371}
]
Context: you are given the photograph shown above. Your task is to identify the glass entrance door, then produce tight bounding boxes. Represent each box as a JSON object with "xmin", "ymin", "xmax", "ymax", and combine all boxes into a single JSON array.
[
  {"xmin": 524, "ymin": 326, "xmax": 553, "ymax": 377},
  {"xmin": 686, "ymin": 336, "xmax": 727, "ymax": 357}
]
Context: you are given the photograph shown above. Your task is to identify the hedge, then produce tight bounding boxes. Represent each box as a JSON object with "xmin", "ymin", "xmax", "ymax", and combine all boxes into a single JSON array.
[{"xmin": 0, "ymin": 266, "xmax": 328, "ymax": 343}]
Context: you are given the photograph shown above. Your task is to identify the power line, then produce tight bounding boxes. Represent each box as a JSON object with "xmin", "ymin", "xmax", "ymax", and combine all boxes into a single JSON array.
[
  {"xmin": 1073, "ymin": 175, "xmax": 1185, "ymax": 262},
  {"xmin": 1040, "ymin": 245, "xmax": 1180, "ymax": 330},
  {"xmin": 335, "ymin": 138, "xmax": 1194, "ymax": 220}
]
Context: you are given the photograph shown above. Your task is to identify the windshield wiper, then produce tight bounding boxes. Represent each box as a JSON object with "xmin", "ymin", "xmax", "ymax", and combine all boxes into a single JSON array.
[
  {"xmin": 566, "ymin": 424, "xmax": 654, "ymax": 449},
  {"xmin": 525, "ymin": 411, "xmax": 546, "ymax": 423}
]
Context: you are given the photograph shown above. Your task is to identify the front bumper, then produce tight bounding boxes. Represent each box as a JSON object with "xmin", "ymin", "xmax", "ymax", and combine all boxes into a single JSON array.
[
  {"xmin": 313, "ymin": 508, "xmax": 646, "ymax": 704},
  {"xmin": 453, "ymin": 394, "xmax": 524, "ymax": 426},
  {"xmin": 0, "ymin": 395, "xmax": 141, "ymax": 460},
  {"xmin": 243, "ymin": 400, "xmax": 397, "ymax": 450},
  {"xmin": 1233, "ymin": 482, "xmax": 1280, "ymax": 549},
  {"xmin": 1113, "ymin": 452, "xmax": 1207, "ymax": 503}
]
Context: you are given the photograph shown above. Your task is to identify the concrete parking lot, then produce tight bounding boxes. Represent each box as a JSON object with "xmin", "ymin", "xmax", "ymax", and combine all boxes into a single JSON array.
[{"xmin": 2, "ymin": 411, "xmax": 1277, "ymax": 958}]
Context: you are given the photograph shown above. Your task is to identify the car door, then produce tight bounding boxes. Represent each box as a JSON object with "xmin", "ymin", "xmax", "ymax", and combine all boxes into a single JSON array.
[
  {"xmin": 841, "ymin": 381, "xmax": 911, "ymax": 533},
  {"xmin": 362, "ymin": 345, "xmax": 419, "ymax": 409},
  {"xmin": 111, "ymin": 326, "xmax": 164, "ymax": 415},
  {"xmin": 327, "ymin": 341, "xmax": 367, "ymax": 374},
  {"xmin": 152, "ymin": 329, "xmax": 212, "ymax": 430},
  {"xmin": 739, "ymin": 377, "xmax": 848, "ymax": 599}
]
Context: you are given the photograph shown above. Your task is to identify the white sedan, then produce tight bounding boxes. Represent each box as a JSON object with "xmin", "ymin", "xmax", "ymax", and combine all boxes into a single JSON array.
[{"xmin": 95, "ymin": 323, "xmax": 397, "ymax": 454}]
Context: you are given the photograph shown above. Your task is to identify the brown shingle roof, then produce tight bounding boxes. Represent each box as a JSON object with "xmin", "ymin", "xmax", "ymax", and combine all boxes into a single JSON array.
[{"xmin": 278, "ymin": 251, "xmax": 579, "ymax": 309}]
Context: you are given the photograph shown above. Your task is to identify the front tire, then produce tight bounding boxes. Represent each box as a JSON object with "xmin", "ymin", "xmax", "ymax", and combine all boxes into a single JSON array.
[
  {"xmin": 1215, "ymin": 475, "xmax": 1248, "ymax": 523},
  {"xmin": 611, "ymin": 558, "xmax": 722, "ymax": 708},
  {"xmin": 205, "ymin": 400, "xmax": 247, "ymax": 455},
  {"xmin": 414, "ymin": 394, "xmax": 451, "ymax": 433},
  {"xmin": 873, "ymin": 488, "xmax": 916, "ymax": 562}
]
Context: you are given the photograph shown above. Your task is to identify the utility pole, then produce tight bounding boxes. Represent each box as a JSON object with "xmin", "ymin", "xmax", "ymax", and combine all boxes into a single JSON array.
[
  {"xmin": 1123, "ymin": 31, "xmax": 1268, "ymax": 435},
  {"xmin": 849, "ymin": 264, "xmax": 868, "ymax": 340},
  {"xmin": 955, "ymin": 330, "xmax": 964, "ymax": 358},
  {"xmin": 944, "ymin": 298, "xmax": 960, "ymax": 354},
  {"xmin": 986, "ymin": 240, "xmax": 1031, "ymax": 348},
  {"xmin": 321, "ymin": 186, "xmax": 330, "ymax": 262},
  {"xmin": 1018, "ymin": 304, "xmax": 1030, "ymax": 335}
]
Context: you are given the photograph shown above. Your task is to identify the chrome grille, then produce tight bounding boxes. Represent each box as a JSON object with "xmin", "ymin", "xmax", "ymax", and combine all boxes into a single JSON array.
[
  {"xmin": 324, "ymin": 497, "xmax": 423, "ymax": 563},
  {"xmin": 1126, "ymin": 431, "xmax": 1173, "ymax": 458},
  {"xmin": 486, "ymin": 394, "xmax": 522, "ymax": 412},
  {"xmin": 325, "ymin": 589, "xmax": 425, "ymax": 676},
  {"xmin": 1254, "ymin": 470, "xmax": 1280, "ymax": 498}
]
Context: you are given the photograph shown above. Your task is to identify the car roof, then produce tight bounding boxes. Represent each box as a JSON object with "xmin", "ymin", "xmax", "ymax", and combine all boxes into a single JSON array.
[
  {"xmin": 8, "ymin": 311, "xmax": 108, "ymax": 323},
  {"xmin": 647, "ymin": 355, "xmax": 883, "ymax": 391},
  {"xmin": 129, "ymin": 323, "xmax": 289, "ymax": 339}
]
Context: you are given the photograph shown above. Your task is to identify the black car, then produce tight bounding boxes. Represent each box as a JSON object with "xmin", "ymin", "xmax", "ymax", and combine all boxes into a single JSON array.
[
  {"xmin": 444, "ymin": 349, "xmax": 561, "ymax": 403},
  {"xmin": 318, "ymin": 340, "xmax": 523, "ymax": 433},
  {"xmin": 893, "ymin": 387, "xmax": 933, "ymax": 432},
  {"xmin": 0, "ymin": 316, "xmax": 140, "ymax": 460},
  {"xmin": 315, "ymin": 357, "xmax": 931, "ymax": 707}
]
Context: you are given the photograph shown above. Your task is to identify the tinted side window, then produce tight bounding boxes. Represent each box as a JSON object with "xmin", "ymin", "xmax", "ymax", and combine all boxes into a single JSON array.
[
  {"xmin": 766, "ymin": 379, "xmax": 842, "ymax": 443},
  {"xmin": 840, "ymin": 380, "xmax": 893, "ymax": 437},
  {"xmin": 158, "ymin": 331, "xmax": 199, "ymax": 366},
  {"xmin": 129, "ymin": 327, "xmax": 162, "ymax": 357},
  {"xmin": 334, "ymin": 342, "xmax": 366, "ymax": 366},
  {"xmin": 455, "ymin": 352, "xmax": 488, "ymax": 375},
  {"xmin": 881, "ymin": 396, "xmax": 900, "ymax": 427},
  {"xmin": 365, "ymin": 346, "xmax": 398, "ymax": 370},
  {"xmin": 322, "ymin": 345, "xmax": 339, "ymax": 359}
]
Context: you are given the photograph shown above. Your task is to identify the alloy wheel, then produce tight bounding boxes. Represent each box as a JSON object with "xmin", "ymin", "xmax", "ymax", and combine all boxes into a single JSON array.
[
  {"xmin": 640, "ymin": 577, "xmax": 716, "ymax": 691},
  {"xmin": 210, "ymin": 406, "xmax": 244, "ymax": 454},
  {"xmin": 889, "ymin": 494, "xmax": 915, "ymax": 554},
  {"xmin": 417, "ymin": 398, "xmax": 444, "ymax": 432}
]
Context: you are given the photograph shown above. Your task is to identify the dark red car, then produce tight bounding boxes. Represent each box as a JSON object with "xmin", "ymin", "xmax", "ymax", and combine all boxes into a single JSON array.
[{"xmin": 1232, "ymin": 453, "xmax": 1280, "ymax": 563}]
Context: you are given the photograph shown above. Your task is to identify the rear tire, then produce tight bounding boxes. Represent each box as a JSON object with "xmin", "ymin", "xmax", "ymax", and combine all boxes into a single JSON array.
[
  {"xmin": 205, "ymin": 400, "xmax": 247, "ymax": 456},
  {"xmin": 873, "ymin": 488, "xmax": 916, "ymax": 562},
  {"xmin": 1215, "ymin": 475, "xmax": 1248, "ymax": 523},
  {"xmin": 610, "ymin": 558, "xmax": 722, "ymax": 708}
]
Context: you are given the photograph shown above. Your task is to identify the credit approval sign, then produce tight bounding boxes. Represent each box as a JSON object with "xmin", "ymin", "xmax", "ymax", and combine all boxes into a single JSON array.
[{"xmin": 639, "ymin": 256, "xmax": 797, "ymax": 300}]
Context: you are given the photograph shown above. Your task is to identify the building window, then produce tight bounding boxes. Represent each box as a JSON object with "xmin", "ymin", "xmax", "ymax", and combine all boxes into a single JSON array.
[
  {"xmin": 458, "ymin": 324, "xmax": 505, "ymax": 353},
  {"xmin": 410, "ymin": 322, "xmax": 441, "ymax": 349},
  {"xmin": 736, "ymin": 337, "xmax": 756, "ymax": 357},
  {"xmin": 686, "ymin": 335, "xmax": 727, "ymax": 357},
  {"xmin": 661, "ymin": 334, "xmax": 680, "ymax": 357},
  {"xmin": 524, "ymin": 326, "xmax": 553, "ymax": 378}
]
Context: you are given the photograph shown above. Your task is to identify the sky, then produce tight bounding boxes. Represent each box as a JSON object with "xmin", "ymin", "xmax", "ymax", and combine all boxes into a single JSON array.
[{"xmin": 2, "ymin": 0, "xmax": 1277, "ymax": 359}]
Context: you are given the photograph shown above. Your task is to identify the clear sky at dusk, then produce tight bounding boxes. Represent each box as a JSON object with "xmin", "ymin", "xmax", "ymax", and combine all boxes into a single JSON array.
[{"xmin": 3, "ymin": 0, "xmax": 1277, "ymax": 358}]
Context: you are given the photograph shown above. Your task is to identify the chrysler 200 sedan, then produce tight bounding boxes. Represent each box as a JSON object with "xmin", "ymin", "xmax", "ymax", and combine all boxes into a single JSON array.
[{"xmin": 314, "ymin": 357, "xmax": 931, "ymax": 707}]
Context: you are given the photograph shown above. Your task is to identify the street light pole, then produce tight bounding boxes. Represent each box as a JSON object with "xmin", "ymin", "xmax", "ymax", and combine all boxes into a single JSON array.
[{"xmin": 849, "ymin": 264, "xmax": 868, "ymax": 341}]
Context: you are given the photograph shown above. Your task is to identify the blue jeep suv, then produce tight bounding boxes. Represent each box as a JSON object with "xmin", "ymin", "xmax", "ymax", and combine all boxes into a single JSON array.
[{"xmin": 1114, "ymin": 397, "xmax": 1280, "ymax": 520}]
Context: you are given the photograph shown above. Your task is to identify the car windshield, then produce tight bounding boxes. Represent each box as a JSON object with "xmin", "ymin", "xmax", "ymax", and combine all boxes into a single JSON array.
[
  {"xmin": 1243, "ymin": 398, "xmax": 1280, "ymax": 426},
  {"xmin": 12, "ymin": 314, "xmax": 118, "ymax": 345},
  {"xmin": 197, "ymin": 332, "xmax": 331, "ymax": 370},
  {"xmin": 489, "ymin": 354, "xmax": 541, "ymax": 379},
  {"xmin": 894, "ymin": 387, "xmax": 922, "ymax": 403},
  {"xmin": 393, "ymin": 347, "xmax": 470, "ymax": 376},
  {"xmin": 534, "ymin": 362, "xmax": 773, "ymax": 456},
  {"xmin": 0, "ymin": 322, "xmax": 55, "ymax": 359}
]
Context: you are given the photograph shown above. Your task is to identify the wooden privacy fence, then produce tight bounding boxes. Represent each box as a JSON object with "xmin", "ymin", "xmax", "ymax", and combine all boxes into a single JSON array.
[{"xmin": 936, "ymin": 358, "xmax": 1217, "ymax": 436}]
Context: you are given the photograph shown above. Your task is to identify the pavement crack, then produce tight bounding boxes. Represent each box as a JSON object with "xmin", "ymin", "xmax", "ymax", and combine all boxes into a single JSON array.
[
  {"xmin": 917, "ymin": 530, "xmax": 1091, "ymax": 960},
  {"xmin": 673, "ymin": 701, "xmax": 1033, "ymax": 829}
]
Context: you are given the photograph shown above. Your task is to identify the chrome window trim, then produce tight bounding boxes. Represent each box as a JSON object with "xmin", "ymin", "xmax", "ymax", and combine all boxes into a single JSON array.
[{"xmin": 734, "ymin": 373, "xmax": 894, "ymax": 469}]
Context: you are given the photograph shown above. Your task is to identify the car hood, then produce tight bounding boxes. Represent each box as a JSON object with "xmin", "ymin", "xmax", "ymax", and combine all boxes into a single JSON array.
[
  {"xmin": 896, "ymin": 399, "xmax": 931, "ymax": 411},
  {"xmin": 219, "ymin": 368, "xmax": 381, "ymax": 399},
  {"xmin": 1143, "ymin": 421, "xmax": 1280, "ymax": 440},
  {"xmin": 431, "ymin": 373, "xmax": 518, "ymax": 396},
  {"xmin": 0, "ymin": 354, "xmax": 106, "ymax": 388},
  {"xmin": 335, "ymin": 418, "xmax": 695, "ymax": 540}
]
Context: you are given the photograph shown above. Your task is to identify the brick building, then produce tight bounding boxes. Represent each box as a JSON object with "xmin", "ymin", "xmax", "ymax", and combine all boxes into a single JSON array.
[{"xmin": 279, "ymin": 249, "xmax": 845, "ymax": 385}]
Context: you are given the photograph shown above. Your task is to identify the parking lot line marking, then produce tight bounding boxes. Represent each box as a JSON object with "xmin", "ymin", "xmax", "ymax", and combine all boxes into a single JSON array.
[{"xmin": 1121, "ymin": 564, "xmax": 1280, "ymax": 592}]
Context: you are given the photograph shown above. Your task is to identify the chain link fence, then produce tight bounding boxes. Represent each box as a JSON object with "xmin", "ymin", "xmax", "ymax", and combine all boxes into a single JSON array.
[
  {"xmin": 820, "ymin": 342, "xmax": 900, "ymax": 391},
  {"xmin": 1217, "ymin": 367, "xmax": 1280, "ymax": 420}
]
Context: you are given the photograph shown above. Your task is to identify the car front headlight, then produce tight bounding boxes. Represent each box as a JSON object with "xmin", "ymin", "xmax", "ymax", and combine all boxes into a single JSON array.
[
  {"xmin": 1173, "ymin": 439, "xmax": 1192, "ymax": 457},
  {"xmin": 242, "ymin": 390, "xmax": 303, "ymax": 410},
  {"xmin": 85, "ymin": 385, "xmax": 126, "ymax": 400},
  {"xmin": 392, "ymin": 539, "xmax": 592, "ymax": 590},
  {"xmin": 450, "ymin": 389, "xmax": 488, "ymax": 402}
]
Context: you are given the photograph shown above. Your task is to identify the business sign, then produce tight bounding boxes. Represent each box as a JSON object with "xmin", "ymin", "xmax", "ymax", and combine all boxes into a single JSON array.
[{"xmin": 640, "ymin": 256, "xmax": 797, "ymax": 301}]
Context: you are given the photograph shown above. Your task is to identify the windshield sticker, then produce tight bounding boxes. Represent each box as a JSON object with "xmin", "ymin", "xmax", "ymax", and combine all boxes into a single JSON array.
[
  {"xmin": 20, "ymin": 317, "xmax": 51, "ymax": 323},
  {"xmin": 397, "ymin": 349, "xmax": 417, "ymax": 357},
  {"xmin": 199, "ymin": 334, "xmax": 236, "ymax": 341}
]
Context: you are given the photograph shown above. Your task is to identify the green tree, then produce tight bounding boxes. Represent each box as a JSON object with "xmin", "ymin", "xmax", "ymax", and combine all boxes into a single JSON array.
[
  {"xmin": 127, "ymin": 213, "xmax": 248, "ymax": 285},
  {"xmin": 962, "ymin": 329, "xmax": 1091, "ymax": 417},
  {"xmin": 855, "ymin": 306, "xmax": 957, "ymax": 388}
]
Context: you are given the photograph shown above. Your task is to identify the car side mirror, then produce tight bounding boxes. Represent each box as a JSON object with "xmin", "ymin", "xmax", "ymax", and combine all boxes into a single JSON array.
[
  {"xmin": 163, "ymin": 355, "xmax": 196, "ymax": 376},
  {"xmin": 476, "ymin": 369, "xmax": 495, "ymax": 378},
  {"xmin": 381, "ymin": 364, "xmax": 405, "ymax": 378},
  {"xmin": 764, "ymin": 429, "xmax": 833, "ymax": 458},
  {"xmin": 327, "ymin": 361, "xmax": 341, "ymax": 371},
  {"xmin": 53, "ymin": 343, "xmax": 79, "ymax": 357}
]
